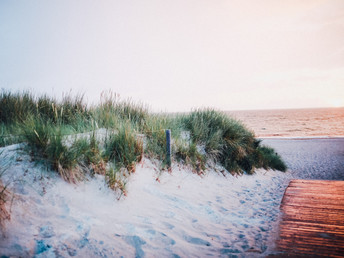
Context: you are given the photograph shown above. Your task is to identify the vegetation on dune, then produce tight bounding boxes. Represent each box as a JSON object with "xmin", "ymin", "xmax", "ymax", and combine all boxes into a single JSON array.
[
  {"xmin": 0, "ymin": 90, "xmax": 287, "ymax": 195},
  {"xmin": 255, "ymin": 146, "xmax": 287, "ymax": 172},
  {"xmin": 0, "ymin": 151, "xmax": 12, "ymax": 231},
  {"xmin": 0, "ymin": 90, "xmax": 89, "ymax": 125},
  {"xmin": 103, "ymin": 123, "xmax": 143, "ymax": 173},
  {"xmin": 177, "ymin": 109, "xmax": 287, "ymax": 174},
  {"xmin": 0, "ymin": 179, "xmax": 10, "ymax": 232},
  {"xmin": 95, "ymin": 91, "xmax": 148, "ymax": 129},
  {"xmin": 21, "ymin": 116, "xmax": 85, "ymax": 183}
]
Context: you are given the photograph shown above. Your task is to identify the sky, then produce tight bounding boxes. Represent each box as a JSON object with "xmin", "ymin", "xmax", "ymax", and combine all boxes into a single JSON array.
[{"xmin": 0, "ymin": 0, "xmax": 344, "ymax": 112}]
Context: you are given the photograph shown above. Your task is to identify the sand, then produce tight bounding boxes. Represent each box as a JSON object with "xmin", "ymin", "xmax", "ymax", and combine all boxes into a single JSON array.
[
  {"xmin": 262, "ymin": 138, "xmax": 344, "ymax": 180},
  {"xmin": 0, "ymin": 138, "xmax": 343, "ymax": 257}
]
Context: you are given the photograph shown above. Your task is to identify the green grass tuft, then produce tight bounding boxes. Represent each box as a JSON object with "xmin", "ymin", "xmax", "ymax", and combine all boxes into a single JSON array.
[
  {"xmin": 104, "ymin": 124, "xmax": 143, "ymax": 173},
  {"xmin": 179, "ymin": 109, "xmax": 286, "ymax": 174},
  {"xmin": 256, "ymin": 145, "xmax": 287, "ymax": 172},
  {"xmin": 21, "ymin": 116, "xmax": 85, "ymax": 183},
  {"xmin": 94, "ymin": 90, "xmax": 148, "ymax": 129}
]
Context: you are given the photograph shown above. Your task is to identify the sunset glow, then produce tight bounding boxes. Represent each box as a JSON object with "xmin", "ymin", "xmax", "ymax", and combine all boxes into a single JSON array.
[
  {"xmin": 331, "ymin": 99, "xmax": 344, "ymax": 108},
  {"xmin": 0, "ymin": 0, "xmax": 343, "ymax": 112}
]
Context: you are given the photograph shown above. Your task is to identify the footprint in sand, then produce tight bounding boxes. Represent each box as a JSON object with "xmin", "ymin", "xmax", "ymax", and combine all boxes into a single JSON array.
[
  {"xmin": 183, "ymin": 235, "xmax": 211, "ymax": 246},
  {"xmin": 145, "ymin": 229, "xmax": 176, "ymax": 246},
  {"xmin": 124, "ymin": 235, "xmax": 146, "ymax": 258},
  {"xmin": 39, "ymin": 224, "xmax": 55, "ymax": 238},
  {"xmin": 76, "ymin": 222, "xmax": 91, "ymax": 249}
]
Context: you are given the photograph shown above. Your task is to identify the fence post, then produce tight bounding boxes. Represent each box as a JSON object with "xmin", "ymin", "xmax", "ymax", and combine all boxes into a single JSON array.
[{"xmin": 165, "ymin": 129, "xmax": 171, "ymax": 169}]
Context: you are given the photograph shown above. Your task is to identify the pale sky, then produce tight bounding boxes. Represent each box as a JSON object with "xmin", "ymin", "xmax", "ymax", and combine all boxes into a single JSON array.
[{"xmin": 1, "ymin": 0, "xmax": 344, "ymax": 112}]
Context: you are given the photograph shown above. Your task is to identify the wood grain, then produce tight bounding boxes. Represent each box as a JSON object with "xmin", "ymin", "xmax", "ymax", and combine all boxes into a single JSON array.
[{"xmin": 276, "ymin": 179, "xmax": 344, "ymax": 257}]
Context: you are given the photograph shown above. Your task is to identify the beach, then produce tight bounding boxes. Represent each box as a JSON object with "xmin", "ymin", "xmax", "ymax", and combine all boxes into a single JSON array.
[
  {"xmin": 1, "ymin": 137, "xmax": 343, "ymax": 257},
  {"xmin": 262, "ymin": 138, "xmax": 344, "ymax": 181},
  {"xmin": 2, "ymin": 0, "xmax": 343, "ymax": 255}
]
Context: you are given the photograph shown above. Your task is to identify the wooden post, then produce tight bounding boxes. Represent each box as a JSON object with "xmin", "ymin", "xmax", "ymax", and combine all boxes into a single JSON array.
[{"xmin": 165, "ymin": 129, "xmax": 171, "ymax": 169}]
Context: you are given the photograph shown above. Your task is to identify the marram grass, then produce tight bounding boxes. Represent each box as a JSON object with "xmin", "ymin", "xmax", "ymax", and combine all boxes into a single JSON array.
[{"xmin": 0, "ymin": 90, "xmax": 287, "ymax": 195}]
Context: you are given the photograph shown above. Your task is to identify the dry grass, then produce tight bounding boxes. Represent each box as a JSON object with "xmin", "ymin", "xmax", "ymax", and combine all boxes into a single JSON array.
[
  {"xmin": 57, "ymin": 165, "xmax": 84, "ymax": 184},
  {"xmin": 0, "ymin": 181, "xmax": 11, "ymax": 234}
]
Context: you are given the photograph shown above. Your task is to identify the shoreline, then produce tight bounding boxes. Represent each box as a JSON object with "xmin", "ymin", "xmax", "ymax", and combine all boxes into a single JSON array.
[{"xmin": 258, "ymin": 135, "xmax": 344, "ymax": 140}]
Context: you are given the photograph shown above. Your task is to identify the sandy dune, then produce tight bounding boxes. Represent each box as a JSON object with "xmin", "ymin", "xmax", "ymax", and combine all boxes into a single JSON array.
[{"xmin": 1, "ymin": 138, "xmax": 343, "ymax": 257}]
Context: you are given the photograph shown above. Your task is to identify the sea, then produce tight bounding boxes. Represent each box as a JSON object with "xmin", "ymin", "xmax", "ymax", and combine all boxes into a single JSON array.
[{"xmin": 227, "ymin": 107, "xmax": 344, "ymax": 138}]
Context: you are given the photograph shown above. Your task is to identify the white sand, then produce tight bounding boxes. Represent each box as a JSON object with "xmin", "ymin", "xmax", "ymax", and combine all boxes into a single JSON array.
[{"xmin": 0, "ymin": 142, "xmax": 293, "ymax": 257}]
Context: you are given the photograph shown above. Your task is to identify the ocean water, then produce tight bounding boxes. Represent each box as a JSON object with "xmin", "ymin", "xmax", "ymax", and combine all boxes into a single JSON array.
[{"xmin": 227, "ymin": 107, "xmax": 344, "ymax": 137}]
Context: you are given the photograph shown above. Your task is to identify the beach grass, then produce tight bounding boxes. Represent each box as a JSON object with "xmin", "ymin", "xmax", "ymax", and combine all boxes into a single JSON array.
[
  {"xmin": 103, "ymin": 123, "xmax": 143, "ymax": 173},
  {"xmin": 0, "ymin": 150, "xmax": 12, "ymax": 230},
  {"xmin": 0, "ymin": 90, "xmax": 287, "ymax": 193}
]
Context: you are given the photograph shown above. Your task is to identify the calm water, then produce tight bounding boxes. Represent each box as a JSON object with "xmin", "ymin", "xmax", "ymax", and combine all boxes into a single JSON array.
[{"xmin": 227, "ymin": 107, "xmax": 344, "ymax": 137}]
